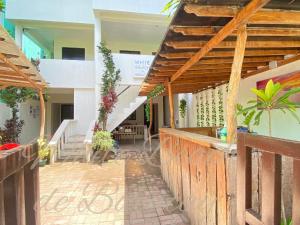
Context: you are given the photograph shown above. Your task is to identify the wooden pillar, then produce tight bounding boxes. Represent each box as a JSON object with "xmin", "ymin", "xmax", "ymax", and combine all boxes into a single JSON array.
[
  {"xmin": 226, "ymin": 26, "xmax": 247, "ymax": 144},
  {"xmin": 38, "ymin": 89, "xmax": 45, "ymax": 139},
  {"xmin": 148, "ymin": 98, "xmax": 153, "ymax": 137},
  {"xmin": 168, "ymin": 82, "xmax": 175, "ymax": 128}
]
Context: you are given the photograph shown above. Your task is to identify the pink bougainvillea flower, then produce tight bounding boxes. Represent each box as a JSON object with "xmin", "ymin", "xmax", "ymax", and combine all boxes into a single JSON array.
[{"xmin": 0, "ymin": 143, "xmax": 20, "ymax": 151}]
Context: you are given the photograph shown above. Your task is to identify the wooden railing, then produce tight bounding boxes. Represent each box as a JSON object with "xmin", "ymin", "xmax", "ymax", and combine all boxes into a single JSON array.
[
  {"xmin": 237, "ymin": 133, "xmax": 300, "ymax": 225},
  {"xmin": 0, "ymin": 143, "xmax": 40, "ymax": 225},
  {"xmin": 84, "ymin": 120, "xmax": 96, "ymax": 162},
  {"xmin": 49, "ymin": 119, "xmax": 77, "ymax": 163}
]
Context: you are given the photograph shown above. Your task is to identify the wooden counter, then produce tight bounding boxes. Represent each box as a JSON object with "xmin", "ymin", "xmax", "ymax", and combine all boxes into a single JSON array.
[{"xmin": 160, "ymin": 128, "xmax": 237, "ymax": 225}]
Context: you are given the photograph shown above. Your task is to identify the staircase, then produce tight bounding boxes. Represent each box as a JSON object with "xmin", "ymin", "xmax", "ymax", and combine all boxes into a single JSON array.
[
  {"xmin": 59, "ymin": 135, "xmax": 86, "ymax": 160},
  {"xmin": 106, "ymin": 85, "xmax": 146, "ymax": 132}
]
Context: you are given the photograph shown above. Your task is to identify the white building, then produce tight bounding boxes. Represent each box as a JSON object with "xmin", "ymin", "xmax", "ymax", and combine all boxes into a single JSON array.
[{"xmin": 1, "ymin": 0, "xmax": 171, "ymax": 145}]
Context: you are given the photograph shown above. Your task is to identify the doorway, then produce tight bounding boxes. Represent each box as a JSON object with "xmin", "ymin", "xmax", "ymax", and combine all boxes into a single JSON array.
[{"xmin": 61, "ymin": 104, "xmax": 74, "ymax": 122}]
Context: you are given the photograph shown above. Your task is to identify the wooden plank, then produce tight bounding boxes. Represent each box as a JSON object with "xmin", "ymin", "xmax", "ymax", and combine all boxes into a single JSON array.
[
  {"xmin": 155, "ymin": 56, "xmax": 283, "ymax": 66},
  {"xmin": 168, "ymin": 82, "xmax": 175, "ymax": 128},
  {"xmin": 206, "ymin": 149, "xmax": 217, "ymax": 225},
  {"xmin": 0, "ymin": 183, "xmax": 5, "ymax": 225},
  {"xmin": 172, "ymin": 26, "xmax": 300, "ymax": 37},
  {"xmin": 184, "ymin": 4, "xmax": 300, "ymax": 25},
  {"xmin": 216, "ymin": 151, "xmax": 227, "ymax": 225},
  {"xmin": 166, "ymin": 40, "xmax": 300, "ymax": 49},
  {"xmin": 160, "ymin": 49, "xmax": 297, "ymax": 59},
  {"xmin": 4, "ymin": 171, "xmax": 25, "ymax": 225},
  {"xmin": 236, "ymin": 134, "xmax": 252, "ymax": 225},
  {"xmin": 170, "ymin": 0, "xmax": 271, "ymax": 82},
  {"xmin": 181, "ymin": 140, "xmax": 191, "ymax": 216},
  {"xmin": 226, "ymin": 26, "xmax": 247, "ymax": 144},
  {"xmin": 245, "ymin": 209, "xmax": 263, "ymax": 225},
  {"xmin": 261, "ymin": 152, "xmax": 281, "ymax": 225},
  {"xmin": 292, "ymin": 159, "xmax": 300, "ymax": 225}
]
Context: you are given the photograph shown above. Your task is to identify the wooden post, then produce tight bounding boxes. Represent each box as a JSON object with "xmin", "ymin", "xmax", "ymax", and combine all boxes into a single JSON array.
[
  {"xmin": 168, "ymin": 82, "xmax": 175, "ymax": 128},
  {"xmin": 226, "ymin": 26, "xmax": 247, "ymax": 144},
  {"xmin": 148, "ymin": 98, "xmax": 153, "ymax": 138},
  {"xmin": 38, "ymin": 89, "xmax": 45, "ymax": 139}
]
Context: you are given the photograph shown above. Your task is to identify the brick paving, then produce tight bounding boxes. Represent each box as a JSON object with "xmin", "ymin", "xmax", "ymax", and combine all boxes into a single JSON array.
[{"xmin": 40, "ymin": 141, "xmax": 190, "ymax": 225}]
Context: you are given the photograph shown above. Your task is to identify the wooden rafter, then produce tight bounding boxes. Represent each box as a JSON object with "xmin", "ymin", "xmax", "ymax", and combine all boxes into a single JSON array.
[
  {"xmin": 172, "ymin": 26, "xmax": 300, "ymax": 37},
  {"xmin": 184, "ymin": 5, "xmax": 300, "ymax": 25}
]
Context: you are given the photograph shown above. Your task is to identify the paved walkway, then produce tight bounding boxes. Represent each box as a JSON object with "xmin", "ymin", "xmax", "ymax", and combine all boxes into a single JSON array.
[{"xmin": 40, "ymin": 141, "xmax": 190, "ymax": 225}]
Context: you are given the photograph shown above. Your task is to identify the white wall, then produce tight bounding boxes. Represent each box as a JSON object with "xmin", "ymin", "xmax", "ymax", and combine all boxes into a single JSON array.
[
  {"xmin": 6, "ymin": 0, "xmax": 94, "ymax": 24},
  {"xmin": 74, "ymin": 89, "xmax": 96, "ymax": 134},
  {"xmin": 0, "ymin": 103, "xmax": 11, "ymax": 127},
  {"xmin": 93, "ymin": 0, "xmax": 169, "ymax": 15},
  {"xmin": 189, "ymin": 60, "xmax": 300, "ymax": 141},
  {"xmin": 40, "ymin": 59, "xmax": 95, "ymax": 88}
]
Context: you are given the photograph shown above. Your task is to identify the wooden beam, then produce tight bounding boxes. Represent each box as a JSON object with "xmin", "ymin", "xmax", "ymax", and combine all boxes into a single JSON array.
[
  {"xmin": 38, "ymin": 90, "xmax": 45, "ymax": 139},
  {"xmin": 0, "ymin": 53, "xmax": 42, "ymax": 90},
  {"xmin": 0, "ymin": 80, "xmax": 36, "ymax": 88},
  {"xmin": 155, "ymin": 56, "xmax": 283, "ymax": 65},
  {"xmin": 172, "ymin": 26, "xmax": 300, "ymax": 37},
  {"xmin": 226, "ymin": 26, "xmax": 248, "ymax": 144},
  {"xmin": 170, "ymin": 0, "xmax": 271, "ymax": 82},
  {"xmin": 184, "ymin": 4, "xmax": 300, "ymax": 25},
  {"xmin": 160, "ymin": 49, "xmax": 295, "ymax": 59},
  {"xmin": 168, "ymin": 82, "xmax": 175, "ymax": 128},
  {"xmin": 166, "ymin": 40, "xmax": 300, "ymax": 49}
]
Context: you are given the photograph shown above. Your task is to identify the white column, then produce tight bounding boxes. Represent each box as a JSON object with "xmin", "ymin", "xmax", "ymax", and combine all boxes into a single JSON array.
[{"xmin": 15, "ymin": 25, "xmax": 23, "ymax": 48}]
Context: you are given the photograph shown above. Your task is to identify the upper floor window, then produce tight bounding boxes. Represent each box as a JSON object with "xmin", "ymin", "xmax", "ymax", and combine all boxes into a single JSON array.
[
  {"xmin": 120, "ymin": 50, "xmax": 141, "ymax": 55},
  {"xmin": 62, "ymin": 47, "xmax": 85, "ymax": 60}
]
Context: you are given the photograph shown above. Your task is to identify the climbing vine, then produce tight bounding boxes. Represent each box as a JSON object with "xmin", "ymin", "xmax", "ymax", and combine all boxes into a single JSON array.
[
  {"xmin": 196, "ymin": 95, "xmax": 200, "ymax": 127},
  {"xmin": 211, "ymin": 89, "xmax": 217, "ymax": 127},
  {"xmin": 218, "ymin": 86, "xmax": 225, "ymax": 126},
  {"xmin": 205, "ymin": 91, "xmax": 210, "ymax": 127},
  {"xmin": 145, "ymin": 84, "xmax": 165, "ymax": 122},
  {"xmin": 200, "ymin": 92, "xmax": 205, "ymax": 127},
  {"xmin": 179, "ymin": 99, "xmax": 187, "ymax": 119},
  {"xmin": 97, "ymin": 42, "xmax": 121, "ymax": 130}
]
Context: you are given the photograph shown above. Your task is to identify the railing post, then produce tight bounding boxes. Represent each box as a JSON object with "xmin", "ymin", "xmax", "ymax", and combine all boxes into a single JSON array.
[
  {"xmin": 4, "ymin": 171, "xmax": 25, "ymax": 225},
  {"xmin": 24, "ymin": 161, "xmax": 40, "ymax": 225},
  {"xmin": 261, "ymin": 152, "xmax": 281, "ymax": 225},
  {"xmin": 85, "ymin": 143, "xmax": 92, "ymax": 163},
  {"xmin": 293, "ymin": 159, "xmax": 300, "ymax": 224},
  {"xmin": 237, "ymin": 133, "xmax": 252, "ymax": 225}
]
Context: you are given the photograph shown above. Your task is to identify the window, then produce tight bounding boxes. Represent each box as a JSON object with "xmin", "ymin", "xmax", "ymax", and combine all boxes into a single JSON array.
[
  {"xmin": 120, "ymin": 50, "xmax": 141, "ymax": 55},
  {"xmin": 62, "ymin": 47, "xmax": 85, "ymax": 60}
]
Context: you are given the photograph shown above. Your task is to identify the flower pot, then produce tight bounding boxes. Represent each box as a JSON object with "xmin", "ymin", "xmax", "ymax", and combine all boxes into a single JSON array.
[
  {"xmin": 92, "ymin": 149, "xmax": 115, "ymax": 163},
  {"xmin": 39, "ymin": 159, "xmax": 47, "ymax": 167}
]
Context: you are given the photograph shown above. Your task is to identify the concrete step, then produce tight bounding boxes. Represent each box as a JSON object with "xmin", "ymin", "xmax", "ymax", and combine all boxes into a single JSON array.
[
  {"xmin": 67, "ymin": 135, "xmax": 85, "ymax": 143},
  {"xmin": 60, "ymin": 150, "xmax": 85, "ymax": 157},
  {"xmin": 64, "ymin": 142, "xmax": 85, "ymax": 149}
]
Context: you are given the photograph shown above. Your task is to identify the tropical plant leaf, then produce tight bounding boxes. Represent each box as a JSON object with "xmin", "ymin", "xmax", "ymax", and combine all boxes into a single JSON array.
[
  {"xmin": 265, "ymin": 79, "xmax": 275, "ymax": 100},
  {"xmin": 277, "ymin": 87, "xmax": 300, "ymax": 103},
  {"xmin": 287, "ymin": 108, "xmax": 300, "ymax": 124},
  {"xmin": 251, "ymin": 88, "xmax": 268, "ymax": 102},
  {"xmin": 254, "ymin": 110, "xmax": 263, "ymax": 126},
  {"xmin": 244, "ymin": 110, "xmax": 255, "ymax": 127}
]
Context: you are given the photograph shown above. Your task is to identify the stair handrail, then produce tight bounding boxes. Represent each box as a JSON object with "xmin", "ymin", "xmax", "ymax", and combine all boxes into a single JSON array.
[
  {"xmin": 84, "ymin": 120, "xmax": 96, "ymax": 162},
  {"xmin": 48, "ymin": 119, "xmax": 77, "ymax": 163}
]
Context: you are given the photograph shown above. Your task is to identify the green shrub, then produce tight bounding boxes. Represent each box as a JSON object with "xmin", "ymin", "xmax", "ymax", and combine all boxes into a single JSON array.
[
  {"xmin": 92, "ymin": 131, "xmax": 114, "ymax": 151},
  {"xmin": 38, "ymin": 138, "xmax": 50, "ymax": 160}
]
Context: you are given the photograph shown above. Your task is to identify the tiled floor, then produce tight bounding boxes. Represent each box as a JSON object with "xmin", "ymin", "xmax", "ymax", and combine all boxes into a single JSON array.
[{"xmin": 40, "ymin": 140, "xmax": 190, "ymax": 225}]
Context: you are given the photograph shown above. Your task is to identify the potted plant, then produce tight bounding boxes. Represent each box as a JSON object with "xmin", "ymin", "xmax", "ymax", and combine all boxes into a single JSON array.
[
  {"xmin": 179, "ymin": 99, "xmax": 187, "ymax": 119},
  {"xmin": 92, "ymin": 130, "xmax": 115, "ymax": 163},
  {"xmin": 238, "ymin": 79, "xmax": 300, "ymax": 136},
  {"xmin": 38, "ymin": 138, "xmax": 50, "ymax": 167}
]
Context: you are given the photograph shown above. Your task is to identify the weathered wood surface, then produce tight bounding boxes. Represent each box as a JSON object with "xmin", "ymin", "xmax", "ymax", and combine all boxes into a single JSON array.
[
  {"xmin": 237, "ymin": 133, "xmax": 299, "ymax": 225},
  {"xmin": 0, "ymin": 144, "xmax": 40, "ymax": 225},
  {"xmin": 160, "ymin": 129, "xmax": 233, "ymax": 225}
]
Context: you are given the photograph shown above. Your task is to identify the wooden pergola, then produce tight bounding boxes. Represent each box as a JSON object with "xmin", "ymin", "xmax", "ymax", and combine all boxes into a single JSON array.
[
  {"xmin": 139, "ymin": 0, "xmax": 300, "ymax": 143},
  {"xmin": 0, "ymin": 25, "xmax": 47, "ymax": 138}
]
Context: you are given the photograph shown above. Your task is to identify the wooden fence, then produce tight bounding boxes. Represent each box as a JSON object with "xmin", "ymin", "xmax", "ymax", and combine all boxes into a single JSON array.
[
  {"xmin": 160, "ymin": 128, "xmax": 236, "ymax": 225},
  {"xmin": 0, "ymin": 143, "xmax": 40, "ymax": 225},
  {"xmin": 237, "ymin": 133, "xmax": 300, "ymax": 225}
]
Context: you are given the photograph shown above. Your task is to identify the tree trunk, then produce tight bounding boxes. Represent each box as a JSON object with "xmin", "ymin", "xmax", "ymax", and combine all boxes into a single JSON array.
[{"xmin": 268, "ymin": 109, "xmax": 272, "ymax": 136}]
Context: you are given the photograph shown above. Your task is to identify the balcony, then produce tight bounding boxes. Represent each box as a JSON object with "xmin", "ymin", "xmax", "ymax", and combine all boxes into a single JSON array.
[{"xmin": 40, "ymin": 59, "xmax": 95, "ymax": 88}]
